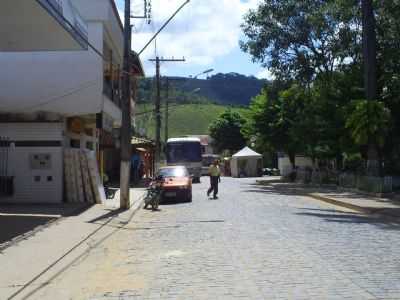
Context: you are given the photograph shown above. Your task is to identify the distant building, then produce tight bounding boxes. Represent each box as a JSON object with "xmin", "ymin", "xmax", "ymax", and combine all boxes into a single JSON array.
[{"xmin": 277, "ymin": 152, "xmax": 313, "ymax": 177}]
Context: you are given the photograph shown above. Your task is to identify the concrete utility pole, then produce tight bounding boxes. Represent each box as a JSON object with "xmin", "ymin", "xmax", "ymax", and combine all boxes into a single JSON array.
[
  {"xmin": 165, "ymin": 78, "xmax": 169, "ymax": 143},
  {"xmin": 120, "ymin": 0, "xmax": 132, "ymax": 209},
  {"xmin": 148, "ymin": 57, "xmax": 185, "ymax": 163}
]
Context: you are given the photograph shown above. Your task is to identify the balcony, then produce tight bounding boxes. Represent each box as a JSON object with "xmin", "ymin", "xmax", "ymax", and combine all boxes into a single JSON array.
[
  {"xmin": 0, "ymin": 0, "xmax": 88, "ymax": 51},
  {"xmin": 103, "ymin": 79, "xmax": 122, "ymax": 109}
]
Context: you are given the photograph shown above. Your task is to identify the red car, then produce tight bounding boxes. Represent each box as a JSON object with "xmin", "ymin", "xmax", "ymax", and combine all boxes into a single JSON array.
[{"xmin": 158, "ymin": 166, "xmax": 192, "ymax": 202}]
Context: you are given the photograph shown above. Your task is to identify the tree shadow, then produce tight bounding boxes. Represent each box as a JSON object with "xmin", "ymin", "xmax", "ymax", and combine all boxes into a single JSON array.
[
  {"xmin": 244, "ymin": 182, "xmax": 400, "ymax": 219},
  {"xmin": 295, "ymin": 208, "xmax": 400, "ymax": 231},
  {"xmin": 242, "ymin": 183, "xmax": 400, "ymax": 229}
]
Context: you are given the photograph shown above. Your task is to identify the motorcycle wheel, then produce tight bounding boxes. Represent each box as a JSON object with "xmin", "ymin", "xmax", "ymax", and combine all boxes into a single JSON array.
[{"xmin": 151, "ymin": 195, "xmax": 160, "ymax": 211}]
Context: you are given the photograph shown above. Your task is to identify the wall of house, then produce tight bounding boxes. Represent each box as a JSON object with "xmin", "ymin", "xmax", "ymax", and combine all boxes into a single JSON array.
[
  {"xmin": 0, "ymin": 23, "xmax": 103, "ymax": 116},
  {"xmin": 72, "ymin": 0, "xmax": 123, "ymax": 59},
  {"xmin": 0, "ymin": 0, "xmax": 124, "ymax": 124},
  {"xmin": 0, "ymin": 123, "xmax": 64, "ymax": 203},
  {"xmin": 0, "ymin": 0, "xmax": 88, "ymax": 52},
  {"xmin": 278, "ymin": 156, "xmax": 314, "ymax": 177}
]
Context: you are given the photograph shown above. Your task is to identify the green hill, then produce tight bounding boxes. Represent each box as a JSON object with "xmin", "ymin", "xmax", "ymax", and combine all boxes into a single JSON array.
[
  {"xmin": 137, "ymin": 72, "xmax": 266, "ymax": 106},
  {"xmin": 135, "ymin": 103, "xmax": 247, "ymax": 140}
]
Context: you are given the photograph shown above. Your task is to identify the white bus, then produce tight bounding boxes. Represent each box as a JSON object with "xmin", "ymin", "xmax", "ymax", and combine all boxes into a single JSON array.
[{"xmin": 166, "ymin": 137, "xmax": 202, "ymax": 182}]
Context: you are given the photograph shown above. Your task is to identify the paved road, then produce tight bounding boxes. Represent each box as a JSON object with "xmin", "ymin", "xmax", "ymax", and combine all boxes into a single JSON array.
[{"xmin": 30, "ymin": 177, "xmax": 400, "ymax": 299}]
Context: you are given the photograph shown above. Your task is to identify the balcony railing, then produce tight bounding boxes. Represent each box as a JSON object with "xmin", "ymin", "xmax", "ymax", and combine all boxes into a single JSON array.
[
  {"xmin": 36, "ymin": 0, "xmax": 88, "ymax": 49},
  {"xmin": 103, "ymin": 80, "xmax": 122, "ymax": 108},
  {"xmin": 48, "ymin": 0, "xmax": 63, "ymax": 14}
]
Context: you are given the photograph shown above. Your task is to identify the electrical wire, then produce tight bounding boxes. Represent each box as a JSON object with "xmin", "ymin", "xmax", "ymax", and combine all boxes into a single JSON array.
[
  {"xmin": 3, "ymin": 78, "xmax": 101, "ymax": 112},
  {"xmin": 135, "ymin": 101, "xmax": 193, "ymax": 117}
]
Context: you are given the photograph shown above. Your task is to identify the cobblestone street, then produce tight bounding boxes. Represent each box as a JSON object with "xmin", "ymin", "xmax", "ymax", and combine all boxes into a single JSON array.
[{"xmin": 28, "ymin": 177, "xmax": 400, "ymax": 299}]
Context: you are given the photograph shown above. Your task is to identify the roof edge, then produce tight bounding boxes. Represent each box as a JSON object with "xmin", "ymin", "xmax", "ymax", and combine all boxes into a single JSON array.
[{"xmin": 110, "ymin": 0, "xmax": 123, "ymax": 32}]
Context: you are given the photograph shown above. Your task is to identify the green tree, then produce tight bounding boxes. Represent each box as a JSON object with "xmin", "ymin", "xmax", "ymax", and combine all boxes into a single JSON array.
[
  {"xmin": 346, "ymin": 100, "xmax": 391, "ymax": 148},
  {"xmin": 209, "ymin": 110, "xmax": 247, "ymax": 154},
  {"xmin": 245, "ymin": 86, "xmax": 309, "ymax": 168},
  {"xmin": 240, "ymin": 0, "xmax": 359, "ymax": 85}
]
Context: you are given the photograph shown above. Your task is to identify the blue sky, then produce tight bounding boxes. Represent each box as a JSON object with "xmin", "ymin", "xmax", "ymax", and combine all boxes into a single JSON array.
[{"xmin": 115, "ymin": 0, "xmax": 272, "ymax": 79}]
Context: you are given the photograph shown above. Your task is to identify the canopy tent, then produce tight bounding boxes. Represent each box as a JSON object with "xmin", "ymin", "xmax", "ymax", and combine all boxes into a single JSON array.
[{"xmin": 230, "ymin": 147, "xmax": 263, "ymax": 178}]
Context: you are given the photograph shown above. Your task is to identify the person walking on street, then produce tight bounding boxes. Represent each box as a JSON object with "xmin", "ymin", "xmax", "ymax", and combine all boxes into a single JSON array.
[{"xmin": 207, "ymin": 160, "xmax": 221, "ymax": 199}]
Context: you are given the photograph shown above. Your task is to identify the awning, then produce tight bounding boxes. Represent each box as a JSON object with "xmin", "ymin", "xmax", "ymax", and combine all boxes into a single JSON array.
[
  {"xmin": 131, "ymin": 136, "xmax": 155, "ymax": 148},
  {"xmin": 130, "ymin": 51, "xmax": 145, "ymax": 77},
  {"xmin": 0, "ymin": 0, "xmax": 88, "ymax": 51}
]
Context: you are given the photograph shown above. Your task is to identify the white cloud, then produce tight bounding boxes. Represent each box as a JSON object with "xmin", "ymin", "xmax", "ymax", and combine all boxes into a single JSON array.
[
  {"xmin": 256, "ymin": 69, "xmax": 275, "ymax": 81},
  {"xmin": 128, "ymin": 0, "xmax": 259, "ymax": 69}
]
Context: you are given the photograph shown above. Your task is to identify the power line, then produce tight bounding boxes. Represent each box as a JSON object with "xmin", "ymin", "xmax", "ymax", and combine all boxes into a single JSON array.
[
  {"xmin": 137, "ymin": 0, "xmax": 190, "ymax": 56},
  {"xmin": 3, "ymin": 79, "xmax": 101, "ymax": 112},
  {"xmin": 135, "ymin": 102, "xmax": 182, "ymax": 116}
]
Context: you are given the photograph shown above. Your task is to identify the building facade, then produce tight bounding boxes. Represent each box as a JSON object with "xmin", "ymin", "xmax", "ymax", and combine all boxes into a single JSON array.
[{"xmin": 0, "ymin": 0, "xmax": 144, "ymax": 203}]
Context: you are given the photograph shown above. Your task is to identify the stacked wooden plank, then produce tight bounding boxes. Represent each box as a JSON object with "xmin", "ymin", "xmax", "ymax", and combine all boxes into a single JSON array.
[
  {"xmin": 63, "ymin": 149, "xmax": 105, "ymax": 204},
  {"xmin": 85, "ymin": 150, "xmax": 106, "ymax": 204}
]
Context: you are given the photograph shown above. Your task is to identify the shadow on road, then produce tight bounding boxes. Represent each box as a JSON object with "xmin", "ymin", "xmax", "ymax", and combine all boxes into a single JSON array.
[
  {"xmin": 295, "ymin": 208, "xmax": 400, "ymax": 231},
  {"xmin": 242, "ymin": 183, "xmax": 316, "ymax": 197},
  {"xmin": 160, "ymin": 198, "xmax": 191, "ymax": 205},
  {"xmin": 242, "ymin": 182, "xmax": 400, "ymax": 230}
]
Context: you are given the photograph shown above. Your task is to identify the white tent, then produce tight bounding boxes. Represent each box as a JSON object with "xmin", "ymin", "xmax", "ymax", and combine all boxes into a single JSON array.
[{"xmin": 230, "ymin": 147, "xmax": 263, "ymax": 178}]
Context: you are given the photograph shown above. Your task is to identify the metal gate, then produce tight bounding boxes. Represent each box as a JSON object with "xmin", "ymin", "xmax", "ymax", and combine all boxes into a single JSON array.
[{"xmin": 0, "ymin": 137, "xmax": 13, "ymax": 196}]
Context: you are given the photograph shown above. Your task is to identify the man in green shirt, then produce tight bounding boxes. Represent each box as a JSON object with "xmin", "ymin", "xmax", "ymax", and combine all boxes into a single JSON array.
[{"xmin": 207, "ymin": 160, "xmax": 221, "ymax": 199}]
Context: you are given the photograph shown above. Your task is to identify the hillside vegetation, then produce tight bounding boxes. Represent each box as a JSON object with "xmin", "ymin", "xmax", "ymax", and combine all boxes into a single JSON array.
[
  {"xmin": 137, "ymin": 72, "xmax": 266, "ymax": 106},
  {"xmin": 135, "ymin": 103, "xmax": 248, "ymax": 140}
]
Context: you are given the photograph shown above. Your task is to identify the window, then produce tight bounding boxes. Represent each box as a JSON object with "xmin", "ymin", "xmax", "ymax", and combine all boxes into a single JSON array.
[
  {"xmin": 158, "ymin": 167, "xmax": 189, "ymax": 178},
  {"xmin": 166, "ymin": 142, "xmax": 202, "ymax": 163}
]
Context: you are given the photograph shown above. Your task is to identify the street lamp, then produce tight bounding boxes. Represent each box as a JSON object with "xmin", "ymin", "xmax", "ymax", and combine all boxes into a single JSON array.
[
  {"xmin": 193, "ymin": 68, "xmax": 214, "ymax": 79},
  {"xmin": 191, "ymin": 87, "xmax": 201, "ymax": 93}
]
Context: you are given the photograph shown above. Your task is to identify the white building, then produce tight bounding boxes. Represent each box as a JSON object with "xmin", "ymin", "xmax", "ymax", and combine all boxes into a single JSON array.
[
  {"xmin": 0, "ymin": 0, "xmax": 144, "ymax": 203},
  {"xmin": 277, "ymin": 153, "xmax": 314, "ymax": 177},
  {"xmin": 1, "ymin": 0, "xmax": 89, "ymax": 51}
]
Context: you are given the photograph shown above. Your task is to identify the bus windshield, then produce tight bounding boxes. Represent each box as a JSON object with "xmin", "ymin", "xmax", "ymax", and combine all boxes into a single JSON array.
[{"xmin": 166, "ymin": 142, "xmax": 202, "ymax": 163}]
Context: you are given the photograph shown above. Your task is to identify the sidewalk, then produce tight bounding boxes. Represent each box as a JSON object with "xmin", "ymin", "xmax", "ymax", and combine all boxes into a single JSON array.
[
  {"xmin": 309, "ymin": 190, "xmax": 400, "ymax": 219},
  {"xmin": 256, "ymin": 178, "xmax": 400, "ymax": 221},
  {"xmin": 0, "ymin": 187, "xmax": 146, "ymax": 300}
]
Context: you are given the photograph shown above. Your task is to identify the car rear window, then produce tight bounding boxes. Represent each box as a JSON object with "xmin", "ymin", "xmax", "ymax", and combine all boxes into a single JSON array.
[{"xmin": 159, "ymin": 167, "xmax": 189, "ymax": 177}]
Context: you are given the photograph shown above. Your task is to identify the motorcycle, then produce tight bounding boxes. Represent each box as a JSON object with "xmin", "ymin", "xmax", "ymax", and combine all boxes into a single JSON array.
[{"xmin": 143, "ymin": 175, "xmax": 164, "ymax": 211}]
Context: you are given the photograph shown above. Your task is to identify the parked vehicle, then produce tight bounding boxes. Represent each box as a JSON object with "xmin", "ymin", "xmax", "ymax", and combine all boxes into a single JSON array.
[
  {"xmin": 158, "ymin": 166, "xmax": 193, "ymax": 202},
  {"xmin": 143, "ymin": 175, "xmax": 163, "ymax": 211},
  {"xmin": 263, "ymin": 168, "xmax": 280, "ymax": 176},
  {"xmin": 166, "ymin": 137, "xmax": 202, "ymax": 183}
]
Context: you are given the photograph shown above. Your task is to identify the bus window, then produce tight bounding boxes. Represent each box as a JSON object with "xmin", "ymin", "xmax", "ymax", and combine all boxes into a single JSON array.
[{"xmin": 166, "ymin": 142, "xmax": 202, "ymax": 163}]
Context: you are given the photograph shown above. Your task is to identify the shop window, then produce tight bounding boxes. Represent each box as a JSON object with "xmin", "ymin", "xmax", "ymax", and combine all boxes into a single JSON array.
[
  {"xmin": 70, "ymin": 139, "xmax": 80, "ymax": 148},
  {"xmin": 86, "ymin": 141, "xmax": 94, "ymax": 150}
]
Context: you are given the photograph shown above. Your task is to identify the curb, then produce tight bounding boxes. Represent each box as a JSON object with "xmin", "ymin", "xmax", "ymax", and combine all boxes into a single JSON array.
[
  {"xmin": 307, "ymin": 193, "xmax": 399, "ymax": 223},
  {"xmin": 307, "ymin": 193, "xmax": 374, "ymax": 214},
  {"xmin": 254, "ymin": 180, "xmax": 399, "ymax": 223}
]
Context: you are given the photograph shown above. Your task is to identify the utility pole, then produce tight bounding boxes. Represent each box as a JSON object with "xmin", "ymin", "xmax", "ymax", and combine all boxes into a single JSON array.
[
  {"xmin": 165, "ymin": 78, "xmax": 169, "ymax": 143},
  {"xmin": 120, "ymin": 0, "xmax": 132, "ymax": 209},
  {"xmin": 148, "ymin": 57, "xmax": 185, "ymax": 164},
  {"xmin": 361, "ymin": 0, "xmax": 378, "ymax": 175},
  {"xmin": 119, "ymin": 0, "xmax": 149, "ymax": 209}
]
